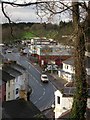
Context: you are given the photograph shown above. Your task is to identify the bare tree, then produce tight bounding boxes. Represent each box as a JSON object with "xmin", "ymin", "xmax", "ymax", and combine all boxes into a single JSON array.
[
  {"xmin": 35, "ymin": 3, "xmax": 90, "ymax": 119},
  {"xmin": 1, "ymin": 0, "xmax": 90, "ymax": 119}
]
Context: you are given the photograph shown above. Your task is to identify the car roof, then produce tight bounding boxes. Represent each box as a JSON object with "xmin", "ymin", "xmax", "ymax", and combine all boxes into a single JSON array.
[{"xmin": 41, "ymin": 74, "xmax": 47, "ymax": 76}]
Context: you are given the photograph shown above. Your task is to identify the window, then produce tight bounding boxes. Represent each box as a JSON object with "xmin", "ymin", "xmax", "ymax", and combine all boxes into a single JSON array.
[
  {"xmin": 16, "ymin": 88, "xmax": 19, "ymax": 94},
  {"xmin": 8, "ymin": 92, "xmax": 10, "ymax": 99},
  {"xmin": 57, "ymin": 96, "xmax": 60, "ymax": 104},
  {"xmin": 65, "ymin": 65, "xmax": 68, "ymax": 69}
]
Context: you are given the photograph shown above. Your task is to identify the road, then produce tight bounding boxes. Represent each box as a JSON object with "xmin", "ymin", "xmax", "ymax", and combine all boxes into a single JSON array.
[{"xmin": 4, "ymin": 52, "xmax": 57, "ymax": 111}]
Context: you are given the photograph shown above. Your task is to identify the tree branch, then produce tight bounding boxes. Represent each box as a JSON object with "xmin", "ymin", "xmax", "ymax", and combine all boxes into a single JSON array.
[
  {"xmin": 1, "ymin": 2, "xmax": 14, "ymax": 38},
  {"xmin": 1, "ymin": 2, "xmax": 11, "ymax": 23},
  {"xmin": 1, "ymin": 1, "xmax": 48, "ymax": 7}
]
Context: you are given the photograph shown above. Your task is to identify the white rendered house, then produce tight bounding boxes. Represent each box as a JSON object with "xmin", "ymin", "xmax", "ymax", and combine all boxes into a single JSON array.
[
  {"xmin": 54, "ymin": 88, "xmax": 90, "ymax": 119},
  {"xmin": 58, "ymin": 57, "xmax": 75, "ymax": 82},
  {"xmin": 3, "ymin": 65, "xmax": 23, "ymax": 100},
  {"xmin": 58, "ymin": 57, "xmax": 90, "ymax": 82}
]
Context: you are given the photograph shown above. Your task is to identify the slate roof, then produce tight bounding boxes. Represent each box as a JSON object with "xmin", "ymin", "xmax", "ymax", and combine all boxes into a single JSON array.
[
  {"xmin": 61, "ymin": 87, "xmax": 90, "ymax": 97},
  {"xmin": 2, "ymin": 99, "xmax": 46, "ymax": 119},
  {"xmin": 58, "ymin": 108, "xmax": 90, "ymax": 120},
  {"xmin": 62, "ymin": 57, "xmax": 90, "ymax": 68},
  {"xmin": 10, "ymin": 63, "xmax": 26, "ymax": 73},
  {"xmin": 62, "ymin": 87, "xmax": 75, "ymax": 97},
  {"xmin": 10, "ymin": 62, "xmax": 26, "ymax": 73},
  {"xmin": 0, "ymin": 69, "xmax": 15, "ymax": 83},
  {"xmin": 2, "ymin": 65, "xmax": 22, "ymax": 77},
  {"xmin": 0, "ymin": 53, "xmax": 4, "ymax": 59},
  {"xmin": 62, "ymin": 57, "xmax": 74, "ymax": 66}
]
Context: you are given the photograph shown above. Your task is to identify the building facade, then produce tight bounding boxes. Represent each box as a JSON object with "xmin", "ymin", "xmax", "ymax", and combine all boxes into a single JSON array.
[{"xmin": 54, "ymin": 89, "xmax": 90, "ymax": 119}]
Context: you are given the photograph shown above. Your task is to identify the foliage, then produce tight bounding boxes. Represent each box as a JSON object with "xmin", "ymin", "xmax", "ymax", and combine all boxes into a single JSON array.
[
  {"xmin": 33, "ymin": 114, "xmax": 46, "ymax": 119},
  {"xmin": 22, "ymin": 32, "xmax": 36, "ymax": 39},
  {"xmin": 2, "ymin": 21, "xmax": 73, "ymax": 45},
  {"xmin": 2, "ymin": 24, "xmax": 23, "ymax": 43},
  {"xmin": 1, "ymin": 1, "xmax": 90, "ymax": 119}
]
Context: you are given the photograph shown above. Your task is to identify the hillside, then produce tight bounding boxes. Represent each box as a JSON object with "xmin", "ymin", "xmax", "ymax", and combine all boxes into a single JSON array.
[{"xmin": 2, "ymin": 21, "xmax": 73, "ymax": 45}]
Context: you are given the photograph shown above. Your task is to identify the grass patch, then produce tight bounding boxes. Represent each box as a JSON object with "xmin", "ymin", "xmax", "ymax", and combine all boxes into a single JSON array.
[{"xmin": 22, "ymin": 32, "xmax": 37, "ymax": 39}]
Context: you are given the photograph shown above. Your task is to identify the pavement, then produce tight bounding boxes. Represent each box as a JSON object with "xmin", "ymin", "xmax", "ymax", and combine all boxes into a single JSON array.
[{"xmin": 48, "ymin": 72, "xmax": 67, "ymax": 90}]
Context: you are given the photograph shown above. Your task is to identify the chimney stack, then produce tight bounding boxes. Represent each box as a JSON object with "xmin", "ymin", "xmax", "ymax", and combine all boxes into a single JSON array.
[{"xmin": 19, "ymin": 90, "xmax": 27, "ymax": 101}]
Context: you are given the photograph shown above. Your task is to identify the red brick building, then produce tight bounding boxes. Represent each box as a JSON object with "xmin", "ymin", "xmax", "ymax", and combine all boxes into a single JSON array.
[
  {"xmin": 0, "ymin": 81, "xmax": 6, "ymax": 102},
  {"xmin": 35, "ymin": 45, "xmax": 72, "ymax": 67}
]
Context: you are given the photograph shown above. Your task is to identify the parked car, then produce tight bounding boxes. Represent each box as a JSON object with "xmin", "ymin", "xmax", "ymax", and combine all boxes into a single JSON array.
[
  {"xmin": 45, "ymin": 64, "xmax": 58, "ymax": 71},
  {"xmin": 6, "ymin": 50, "xmax": 12, "ymax": 53},
  {"xmin": 20, "ymin": 51, "xmax": 27, "ymax": 56},
  {"xmin": 41, "ymin": 74, "xmax": 49, "ymax": 83}
]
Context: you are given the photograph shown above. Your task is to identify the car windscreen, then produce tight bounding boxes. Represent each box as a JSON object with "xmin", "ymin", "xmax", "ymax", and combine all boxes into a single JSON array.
[{"xmin": 42, "ymin": 76, "xmax": 47, "ymax": 79}]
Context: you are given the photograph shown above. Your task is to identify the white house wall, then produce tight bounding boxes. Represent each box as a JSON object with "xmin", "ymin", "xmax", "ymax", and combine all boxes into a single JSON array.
[
  {"xmin": 15, "ymin": 77, "xmax": 20, "ymax": 99},
  {"xmin": 54, "ymin": 90, "xmax": 73, "ymax": 118},
  {"xmin": 58, "ymin": 71, "xmax": 73, "ymax": 82},
  {"xmin": 86, "ymin": 68, "xmax": 90, "ymax": 75},
  {"xmin": 15, "ymin": 75, "xmax": 22, "ymax": 99},
  {"xmin": 58, "ymin": 62, "xmax": 75, "ymax": 82},
  {"xmin": 54, "ymin": 90, "xmax": 63, "ymax": 118},
  {"xmin": 36, "ymin": 47, "xmax": 41, "ymax": 55},
  {"xmin": 63, "ymin": 63, "xmax": 74, "ymax": 74},
  {"xmin": 6, "ymin": 79, "xmax": 15, "ymax": 101},
  {"xmin": 21, "ymin": 73, "xmax": 25, "ymax": 85},
  {"xmin": 61, "ymin": 97, "xmax": 73, "ymax": 110},
  {"xmin": 6, "ymin": 74, "xmax": 27, "ymax": 100},
  {"xmin": 87, "ymin": 98, "xmax": 90, "ymax": 108},
  {"xmin": 61, "ymin": 58, "xmax": 90, "ymax": 82},
  {"xmin": 54, "ymin": 90, "xmax": 90, "ymax": 119}
]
